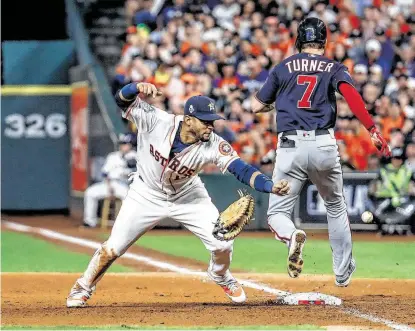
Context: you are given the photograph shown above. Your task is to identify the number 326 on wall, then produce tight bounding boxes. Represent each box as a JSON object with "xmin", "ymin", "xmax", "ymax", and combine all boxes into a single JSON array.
[{"xmin": 4, "ymin": 113, "xmax": 67, "ymax": 139}]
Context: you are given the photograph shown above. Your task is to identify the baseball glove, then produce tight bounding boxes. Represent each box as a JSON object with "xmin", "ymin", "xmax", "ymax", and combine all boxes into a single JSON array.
[{"xmin": 212, "ymin": 190, "xmax": 255, "ymax": 241}]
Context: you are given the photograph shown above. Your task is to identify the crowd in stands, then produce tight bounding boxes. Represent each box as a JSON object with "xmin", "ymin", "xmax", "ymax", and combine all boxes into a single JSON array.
[{"xmin": 112, "ymin": 0, "xmax": 415, "ymax": 173}]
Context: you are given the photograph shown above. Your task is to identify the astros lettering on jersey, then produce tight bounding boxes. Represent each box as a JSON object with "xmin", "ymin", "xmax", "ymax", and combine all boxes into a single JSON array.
[{"xmin": 123, "ymin": 97, "xmax": 238, "ymax": 195}]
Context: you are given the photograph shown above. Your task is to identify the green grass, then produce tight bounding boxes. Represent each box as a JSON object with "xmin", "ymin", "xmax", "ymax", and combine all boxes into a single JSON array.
[
  {"xmin": 135, "ymin": 235, "xmax": 415, "ymax": 279},
  {"xmin": 1, "ymin": 325, "xmax": 324, "ymax": 330},
  {"xmin": 1, "ymin": 231, "xmax": 131, "ymax": 273}
]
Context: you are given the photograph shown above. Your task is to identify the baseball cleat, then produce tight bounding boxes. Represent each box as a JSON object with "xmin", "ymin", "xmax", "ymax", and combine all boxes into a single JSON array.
[
  {"xmin": 287, "ymin": 230, "xmax": 307, "ymax": 278},
  {"xmin": 335, "ymin": 258, "xmax": 356, "ymax": 287},
  {"xmin": 220, "ymin": 282, "xmax": 246, "ymax": 303},
  {"xmin": 66, "ymin": 281, "xmax": 94, "ymax": 308},
  {"xmin": 207, "ymin": 269, "xmax": 246, "ymax": 303}
]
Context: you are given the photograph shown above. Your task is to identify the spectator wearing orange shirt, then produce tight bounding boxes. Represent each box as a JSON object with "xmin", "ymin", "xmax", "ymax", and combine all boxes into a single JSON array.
[
  {"xmin": 213, "ymin": 62, "xmax": 241, "ymax": 90},
  {"xmin": 337, "ymin": 3, "xmax": 360, "ymax": 29},
  {"xmin": 333, "ymin": 42, "xmax": 354, "ymax": 72},
  {"xmin": 232, "ymin": 127, "xmax": 264, "ymax": 167},
  {"xmin": 337, "ymin": 139, "xmax": 355, "ymax": 172},
  {"xmin": 180, "ymin": 73, "xmax": 201, "ymax": 102},
  {"xmin": 344, "ymin": 117, "xmax": 378, "ymax": 170},
  {"xmin": 212, "ymin": 61, "xmax": 245, "ymax": 110},
  {"xmin": 111, "ymin": 0, "xmax": 414, "ymax": 173},
  {"xmin": 380, "ymin": 100, "xmax": 410, "ymax": 141},
  {"xmin": 334, "ymin": 113, "xmax": 352, "ymax": 142},
  {"xmin": 180, "ymin": 23, "xmax": 203, "ymax": 54},
  {"xmin": 272, "ymin": 27, "xmax": 293, "ymax": 57},
  {"xmin": 121, "ymin": 26, "xmax": 138, "ymax": 55},
  {"xmin": 262, "ymin": 129, "xmax": 278, "ymax": 158},
  {"xmin": 232, "ymin": 128, "xmax": 254, "ymax": 159}
]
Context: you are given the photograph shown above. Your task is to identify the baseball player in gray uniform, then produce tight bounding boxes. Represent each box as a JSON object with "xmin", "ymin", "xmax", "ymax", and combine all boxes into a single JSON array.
[
  {"xmin": 251, "ymin": 18, "xmax": 391, "ymax": 287},
  {"xmin": 66, "ymin": 82, "xmax": 290, "ymax": 307}
]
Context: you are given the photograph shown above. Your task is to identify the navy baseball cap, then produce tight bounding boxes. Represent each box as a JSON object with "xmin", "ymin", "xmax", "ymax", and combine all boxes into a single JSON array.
[{"xmin": 184, "ymin": 96, "xmax": 224, "ymax": 121}]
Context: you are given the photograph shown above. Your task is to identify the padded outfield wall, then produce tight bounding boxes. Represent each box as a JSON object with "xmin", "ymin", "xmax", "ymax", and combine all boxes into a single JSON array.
[{"xmin": 1, "ymin": 41, "xmax": 74, "ymax": 211}]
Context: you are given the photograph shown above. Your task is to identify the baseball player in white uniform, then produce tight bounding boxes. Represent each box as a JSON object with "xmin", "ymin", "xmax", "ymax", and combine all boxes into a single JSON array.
[
  {"xmin": 67, "ymin": 82, "xmax": 290, "ymax": 307},
  {"xmin": 83, "ymin": 133, "xmax": 137, "ymax": 228}
]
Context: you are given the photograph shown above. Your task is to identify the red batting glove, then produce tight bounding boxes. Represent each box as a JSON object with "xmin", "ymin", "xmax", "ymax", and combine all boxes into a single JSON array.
[{"xmin": 369, "ymin": 126, "xmax": 391, "ymax": 157}]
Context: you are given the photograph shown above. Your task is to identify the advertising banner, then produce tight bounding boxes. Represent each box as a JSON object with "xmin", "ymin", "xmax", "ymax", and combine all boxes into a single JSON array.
[
  {"xmin": 70, "ymin": 82, "xmax": 89, "ymax": 195},
  {"xmin": 296, "ymin": 173, "xmax": 378, "ymax": 230}
]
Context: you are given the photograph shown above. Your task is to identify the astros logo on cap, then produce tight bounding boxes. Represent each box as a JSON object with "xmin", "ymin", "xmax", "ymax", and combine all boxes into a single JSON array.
[
  {"xmin": 189, "ymin": 105, "xmax": 195, "ymax": 113},
  {"xmin": 208, "ymin": 103, "xmax": 215, "ymax": 111}
]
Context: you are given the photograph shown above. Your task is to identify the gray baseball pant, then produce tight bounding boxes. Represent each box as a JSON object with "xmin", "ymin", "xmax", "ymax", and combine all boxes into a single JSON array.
[{"xmin": 267, "ymin": 129, "xmax": 353, "ymax": 277}]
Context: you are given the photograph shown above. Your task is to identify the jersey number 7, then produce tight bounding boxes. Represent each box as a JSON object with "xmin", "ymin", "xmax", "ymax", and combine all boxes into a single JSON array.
[{"xmin": 297, "ymin": 75, "xmax": 318, "ymax": 109}]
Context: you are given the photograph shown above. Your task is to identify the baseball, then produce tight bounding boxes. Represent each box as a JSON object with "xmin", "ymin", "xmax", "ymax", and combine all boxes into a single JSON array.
[{"xmin": 361, "ymin": 211, "xmax": 374, "ymax": 223}]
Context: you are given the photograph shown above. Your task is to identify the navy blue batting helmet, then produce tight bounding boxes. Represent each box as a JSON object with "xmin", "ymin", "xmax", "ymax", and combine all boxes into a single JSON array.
[{"xmin": 295, "ymin": 17, "xmax": 327, "ymax": 52}]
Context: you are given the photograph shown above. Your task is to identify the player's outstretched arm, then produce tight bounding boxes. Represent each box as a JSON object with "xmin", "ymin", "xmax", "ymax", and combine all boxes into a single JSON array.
[
  {"xmin": 338, "ymin": 82, "xmax": 391, "ymax": 157},
  {"xmin": 227, "ymin": 158, "xmax": 290, "ymax": 195},
  {"xmin": 115, "ymin": 82, "xmax": 162, "ymax": 109}
]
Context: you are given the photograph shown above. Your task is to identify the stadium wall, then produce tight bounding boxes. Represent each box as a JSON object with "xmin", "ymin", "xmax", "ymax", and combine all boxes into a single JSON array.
[{"xmin": 1, "ymin": 41, "xmax": 74, "ymax": 211}]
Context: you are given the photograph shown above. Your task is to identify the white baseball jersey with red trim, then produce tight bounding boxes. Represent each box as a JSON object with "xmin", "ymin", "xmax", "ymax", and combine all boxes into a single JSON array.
[
  {"xmin": 92, "ymin": 96, "xmax": 239, "ymax": 278},
  {"xmin": 123, "ymin": 97, "xmax": 239, "ymax": 195},
  {"xmin": 72, "ymin": 95, "xmax": 245, "ymax": 304}
]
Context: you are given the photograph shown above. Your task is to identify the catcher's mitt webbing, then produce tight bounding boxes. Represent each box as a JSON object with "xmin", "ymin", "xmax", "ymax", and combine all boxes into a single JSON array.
[{"xmin": 212, "ymin": 190, "xmax": 255, "ymax": 241}]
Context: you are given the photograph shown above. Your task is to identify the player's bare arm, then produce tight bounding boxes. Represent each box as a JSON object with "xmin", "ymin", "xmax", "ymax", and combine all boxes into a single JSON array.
[
  {"xmin": 338, "ymin": 82, "xmax": 391, "ymax": 157},
  {"xmin": 251, "ymin": 94, "xmax": 275, "ymax": 114}
]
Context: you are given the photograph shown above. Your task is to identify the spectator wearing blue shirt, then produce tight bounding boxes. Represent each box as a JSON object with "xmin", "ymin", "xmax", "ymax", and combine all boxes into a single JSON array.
[
  {"xmin": 373, "ymin": 27, "xmax": 395, "ymax": 77},
  {"xmin": 238, "ymin": 58, "xmax": 268, "ymax": 94},
  {"xmin": 397, "ymin": 44, "xmax": 415, "ymax": 78},
  {"xmin": 134, "ymin": 0, "xmax": 156, "ymax": 28},
  {"xmin": 214, "ymin": 117, "xmax": 237, "ymax": 144},
  {"xmin": 351, "ymin": 0, "xmax": 373, "ymax": 17},
  {"xmin": 358, "ymin": 39, "xmax": 392, "ymax": 79},
  {"xmin": 162, "ymin": 0, "xmax": 185, "ymax": 25}
]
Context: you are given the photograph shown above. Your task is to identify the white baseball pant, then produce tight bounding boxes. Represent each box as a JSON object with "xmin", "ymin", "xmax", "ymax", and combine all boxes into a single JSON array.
[{"xmin": 77, "ymin": 178, "xmax": 234, "ymax": 291}]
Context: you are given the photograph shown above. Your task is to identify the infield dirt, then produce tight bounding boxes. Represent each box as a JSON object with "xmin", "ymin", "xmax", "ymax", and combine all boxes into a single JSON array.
[
  {"xmin": 2, "ymin": 215, "xmax": 415, "ymax": 329},
  {"xmin": 2, "ymin": 273, "xmax": 415, "ymax": 329}
]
